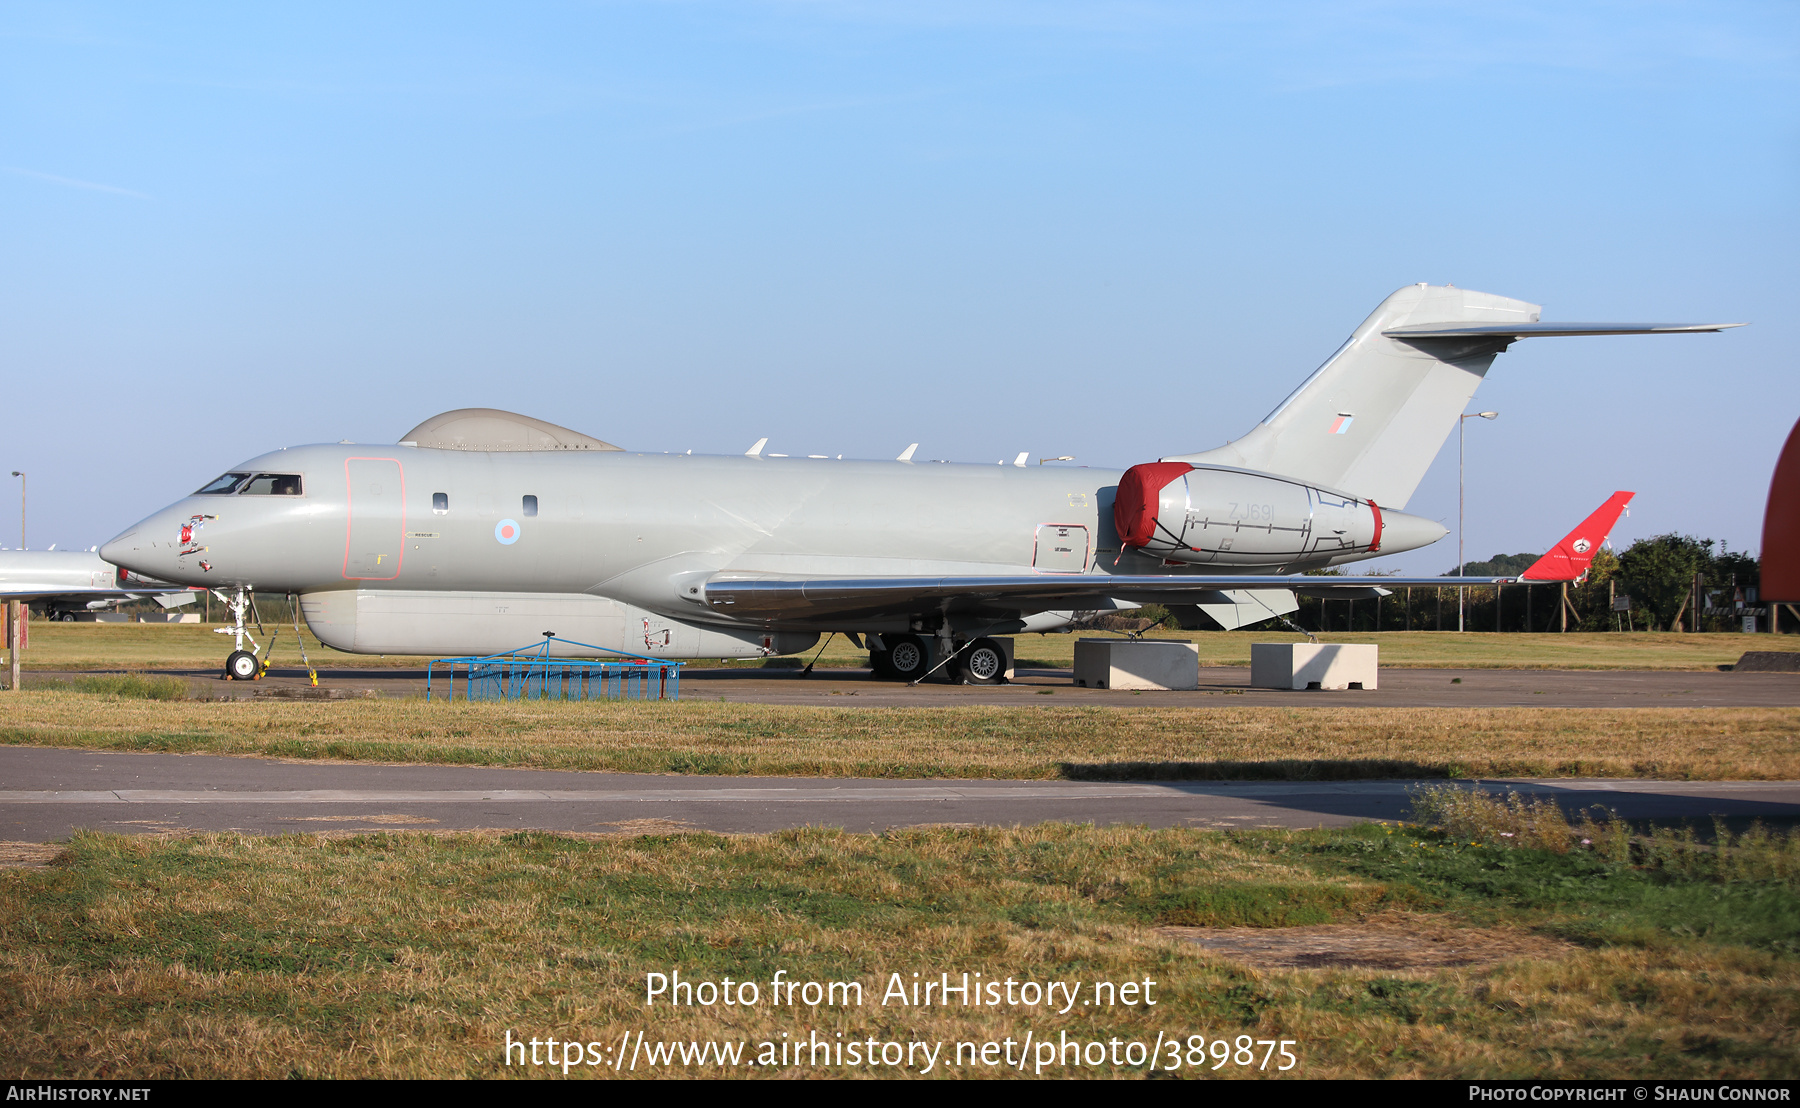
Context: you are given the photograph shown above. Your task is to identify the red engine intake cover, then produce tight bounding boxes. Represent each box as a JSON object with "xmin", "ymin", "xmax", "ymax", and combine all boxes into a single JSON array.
[{"xmin": 1114, "ymin": 462, "xmax": 1194, "ymax": 548}]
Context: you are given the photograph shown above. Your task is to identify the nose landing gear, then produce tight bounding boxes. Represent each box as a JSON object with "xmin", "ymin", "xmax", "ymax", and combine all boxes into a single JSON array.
[
  {"xmin": 212, "ymin": 587, "xmax": 320, "ymax": 685},
  {"xmin": 225, "ymin": 649, "xmax": 260, "ymax": 680},
  {"xmin": 213, "ymin": 588, "xmax": 263, "ymax": 680}
]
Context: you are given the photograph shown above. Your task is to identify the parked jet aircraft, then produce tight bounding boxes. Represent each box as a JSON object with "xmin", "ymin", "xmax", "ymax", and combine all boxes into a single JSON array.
[
  {"xmin": 100, "ymin": 284, "xmax": 1739, "ymax": 681},
  {"xmin": 0, "ymin": 549, "xmax": 194, "ymax": 620}
]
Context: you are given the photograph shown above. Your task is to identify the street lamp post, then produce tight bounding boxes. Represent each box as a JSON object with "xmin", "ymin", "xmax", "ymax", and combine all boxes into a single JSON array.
[
  {"xmin": 1458, "ymin": 413, "xmax": 1498, "ymax": 632},
  {"xmin": 6, "ymin": 471, "xmax": 19, "ymax": 693},
  {"xmin": 1037, "ymin": 456, "xmax": 1074, "ymax": 466},
  {"xmin": 8, "ymin": 471, "xmax": 22, "ymax": 550}
]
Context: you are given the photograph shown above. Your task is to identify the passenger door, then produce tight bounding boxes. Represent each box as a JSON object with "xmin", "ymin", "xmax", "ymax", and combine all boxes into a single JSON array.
[{"xmin": 344, "ymin": 458, "xmax": 405, "ymax": 580}]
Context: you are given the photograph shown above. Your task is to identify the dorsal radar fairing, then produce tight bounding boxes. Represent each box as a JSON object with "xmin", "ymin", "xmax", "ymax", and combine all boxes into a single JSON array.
[{"xmin": 399, "ymin": 409, "xmax": 623, "ymax": 452}]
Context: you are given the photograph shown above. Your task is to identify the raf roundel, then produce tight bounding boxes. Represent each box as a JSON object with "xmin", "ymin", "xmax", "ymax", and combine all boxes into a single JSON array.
[
  {"xmin": 494, "ymin": 519, "xmax": 522, "ymax": 546},
  {"xmin": 1573, "ymin": 538, "xmax": 1591, "ymax": 554}
]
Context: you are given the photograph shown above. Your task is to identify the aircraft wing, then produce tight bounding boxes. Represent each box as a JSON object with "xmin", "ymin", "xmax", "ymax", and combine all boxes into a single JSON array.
[
  {"xmin": 0, "ymin": 583, "xmax": 195, "ymax": 603},
  {"xmin": 701, "ymin": 488, "xmax": 1632, "ymax": 621},
  {"xmin": 701, "ymin": 573, "xmax": 1521, "ymax": 620}
]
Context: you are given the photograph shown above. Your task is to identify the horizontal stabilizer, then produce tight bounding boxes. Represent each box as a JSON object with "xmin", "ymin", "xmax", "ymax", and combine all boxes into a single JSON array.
[
  {"xmin": 1520, "ymin": 491, "xmax": 1635, "ymax": 582},
  {"xmin": 1385, "ymin": 322, "xmax": 1744, "ymax": 340}
]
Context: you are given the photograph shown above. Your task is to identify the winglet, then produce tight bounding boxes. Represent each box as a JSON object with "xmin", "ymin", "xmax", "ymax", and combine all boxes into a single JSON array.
[
  {"xmin": 746, "ymin": 437, "xmax": 768, "ymax": 457},
  {"xmin": 897, "ymin": 443, "xmax": 919, "ymax": 462},
  {"xmin": 1520, "ymin": 491, "xmax": 1635, "ymax": 581}
]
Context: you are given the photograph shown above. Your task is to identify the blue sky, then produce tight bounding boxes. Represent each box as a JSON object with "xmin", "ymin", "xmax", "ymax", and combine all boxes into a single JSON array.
[{"xmin": 2, "ymin": 1, "xmax": 1795, "ymax": 570}]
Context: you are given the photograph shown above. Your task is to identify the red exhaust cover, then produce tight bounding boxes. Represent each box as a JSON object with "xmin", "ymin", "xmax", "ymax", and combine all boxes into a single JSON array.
[
  {"xmin": 1114, "ymin": 462, "xmax": 1193, "ymax": 548},
  {"xmin": 1762, "ymin": 417, "xmax": 1800, "ymax": 601}
]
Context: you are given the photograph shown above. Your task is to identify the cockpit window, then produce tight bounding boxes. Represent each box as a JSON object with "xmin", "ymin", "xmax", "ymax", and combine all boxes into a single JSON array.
[
  {"xmin": 193, "ymin": 472, "xmax": 303, "ymax": 496},
  {"xmin": 195, "ymin": 472, "xmax": 251, "ymax": 495},
  {"xmin": 240, "ymin": 474, "xmax": 303, "ymax": 495}
]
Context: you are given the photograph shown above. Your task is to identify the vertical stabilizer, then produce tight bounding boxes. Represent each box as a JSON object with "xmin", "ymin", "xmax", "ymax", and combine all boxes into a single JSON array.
[
  {"xmin": 1761, "ymin": 418, "xmax": 1800, "ymax": 601},
  {"xmin": 1168, "ymin": 284, "xmax": 1540, "ymax": 509},
  {"xmin": 1520, "ymin": 491, "xmax": 1634, "ymax": 582}
]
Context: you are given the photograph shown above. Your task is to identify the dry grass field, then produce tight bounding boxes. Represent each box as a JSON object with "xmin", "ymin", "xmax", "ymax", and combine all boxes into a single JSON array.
[
  {"xmin": 16, "ymin": 621, "xmax": 1792, "ymax": 673},
  {"xmin": 2, "ymin": 689, "xmax": 1796, "ymax": 781},
  {"xmin": 3, "ymin": 817, "xmax": 1795, "ymax": 1079}
]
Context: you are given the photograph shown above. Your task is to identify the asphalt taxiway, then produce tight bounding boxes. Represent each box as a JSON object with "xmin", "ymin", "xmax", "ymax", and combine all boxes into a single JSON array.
[
  {"xmin": 23, "ymin": 663, "xmax": 1800, "ymax": 707},
  {"xmin": 3, "ymin": 747, "xmax": 1795, "ymax": 841}
]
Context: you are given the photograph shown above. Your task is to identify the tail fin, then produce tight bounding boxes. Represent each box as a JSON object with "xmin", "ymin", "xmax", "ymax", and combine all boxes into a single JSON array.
[
  {"xmin": 1761, "ymin": 417, "xmax": 1800, "ymax": 601},
  {"xmin": 1520, "ymin": 491, "xmax": 1634, "ymax": 581},
  {"xmin": 1169, "ymin": 284, "xmax": 1540, "ymax": 508}
]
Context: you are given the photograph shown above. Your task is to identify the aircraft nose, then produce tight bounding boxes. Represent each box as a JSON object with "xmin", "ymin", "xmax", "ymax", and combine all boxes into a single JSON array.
[
  {"xmin": 98, "ymin": 531, "xmax": 135, "ymax": 567},
  {"xmin": 100, "ymin": 508, "xmax": 187, "ymax": 580}
]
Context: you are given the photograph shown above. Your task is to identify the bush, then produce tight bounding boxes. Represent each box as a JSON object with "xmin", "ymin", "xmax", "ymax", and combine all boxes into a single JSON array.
[{"xmin": 1408, "ymin": 785, "xmax": 1574, "ymax": 851}]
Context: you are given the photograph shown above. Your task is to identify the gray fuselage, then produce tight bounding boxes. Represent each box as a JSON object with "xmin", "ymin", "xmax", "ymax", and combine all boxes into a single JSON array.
[{"xmin": 101, "ymin": 443, "xmax": 1442, "ymax": 658}]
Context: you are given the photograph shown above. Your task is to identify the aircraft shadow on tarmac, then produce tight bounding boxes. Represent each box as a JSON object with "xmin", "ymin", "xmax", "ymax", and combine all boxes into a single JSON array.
[{"xmin": 1120, "ymin": 776, "xmax": 1800, "ymax": 833}]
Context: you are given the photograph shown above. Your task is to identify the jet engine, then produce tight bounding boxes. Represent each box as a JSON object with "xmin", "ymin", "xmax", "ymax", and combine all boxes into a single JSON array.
[{"xmin": 1114, "ymin": 462, "xmax": 1384, "ymax": 567}]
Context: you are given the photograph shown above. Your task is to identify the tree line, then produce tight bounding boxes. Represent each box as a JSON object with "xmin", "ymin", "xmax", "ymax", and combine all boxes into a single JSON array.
[{"xmin": 1291, "ymin": 533, "xmax": 1766, "ymax": 633}]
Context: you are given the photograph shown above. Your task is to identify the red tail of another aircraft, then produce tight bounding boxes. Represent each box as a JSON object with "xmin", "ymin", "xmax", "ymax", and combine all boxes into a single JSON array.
[
  {"xmin": 1519, "ymin": 492, "xmax": 1635, "ymax": 582},
  {"xmin": 1760, "ymin": 417, "xmax": 1800, "ymax": 602}
]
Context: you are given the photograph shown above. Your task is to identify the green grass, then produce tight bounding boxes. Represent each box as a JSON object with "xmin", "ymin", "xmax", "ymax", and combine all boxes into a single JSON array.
[
  {"xmin": 4, "ymin": 692, "xmax": 1798, "ymax": 780},
  {"xmin": 2, "ymin": 822, "xmax": 1796, "ymax": 1078},
  {"xmin": 36, "ymin": 674, "xmax": 191, "ymax": 700},
  {"xmin": 15, "ymin": 621, "xmax": 1792, "ymax": 672}
]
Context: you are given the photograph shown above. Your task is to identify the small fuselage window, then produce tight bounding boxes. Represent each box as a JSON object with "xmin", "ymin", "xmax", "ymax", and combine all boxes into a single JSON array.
[
  {"xmin": 193, "ymin": 473, "xmax": 303, "ymax": 496},
  {"xmin": 522, "ymin": 495, "xmax": 538, "ymax": 517},
  {"xmin": 432, "ymin": 493, "xmax": 449, "ymax": 514}
]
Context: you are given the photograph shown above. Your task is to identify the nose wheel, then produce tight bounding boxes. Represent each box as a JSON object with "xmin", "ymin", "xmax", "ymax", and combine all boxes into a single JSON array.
[{"xmin": 213, "ymin": 586, "xmax": 263, "ymax": 680}]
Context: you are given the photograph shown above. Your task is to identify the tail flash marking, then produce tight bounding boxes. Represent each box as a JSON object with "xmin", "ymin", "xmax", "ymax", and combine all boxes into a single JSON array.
[
  {"xmin": 1329, "ymin": 414, "xmax": 1354, "ymax": 435},
  {"xmin": 1520, "ymin": 492, "xmax": 1635, "ymax": 581}
]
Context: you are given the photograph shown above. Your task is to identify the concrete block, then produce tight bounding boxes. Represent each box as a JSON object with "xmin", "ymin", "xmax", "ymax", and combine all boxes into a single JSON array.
[
  {"xmin": 1250, "ymin": 643, "xmax": 1378, "ymax": 690},
  {"xmin": 72, "ymin": 612, "xmax": 128, "ymax": 623},
  {"xmin": 1073, "ymin": 638, "xmax": 1200, "ymax": 690},
  {"xmin": 137, "ymin": 613, "xmax": 201, "ymax": 623}
]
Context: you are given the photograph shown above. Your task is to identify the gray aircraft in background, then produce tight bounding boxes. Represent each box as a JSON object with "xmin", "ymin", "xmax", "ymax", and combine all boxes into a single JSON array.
[
  {"xmin": 100, "ymin": 284, "xmax": 1740, "ymax": 681},
  {"xmin": 0, "ymin": 549, "xmax": 194, "ymax": 619}
]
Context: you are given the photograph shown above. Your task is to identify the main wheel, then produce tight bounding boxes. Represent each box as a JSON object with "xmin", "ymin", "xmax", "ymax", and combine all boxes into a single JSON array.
[
  {"xmin": 885, "ymin": 634, "xmax": 930, "ymax": 682},
  {"xmin": 868, "ymin": 649, "xmax": 896, "ymax": 679},
  {"xmin": 225, "ymin": 650, "xmax": 260, "ymax": 681},
  {"xmin": 955, "ymin": 637, "xmax": 1007, "ymax": 686}
]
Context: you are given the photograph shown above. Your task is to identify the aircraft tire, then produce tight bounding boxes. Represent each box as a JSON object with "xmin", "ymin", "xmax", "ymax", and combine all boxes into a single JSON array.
[
  {"xmin": 868, "ymin": 649, "xmax": 896, "ymax": 679},
  {"xmin": 225, "ymin": 650, "xmax": 260, "ymax": 681},
  {"xmin": 955, "ymin": 638, "xmax": 1007, "ymax": 686},
  {"xmin": 885, "ymin": 635, "xmax": 929, "ymax": 682}
]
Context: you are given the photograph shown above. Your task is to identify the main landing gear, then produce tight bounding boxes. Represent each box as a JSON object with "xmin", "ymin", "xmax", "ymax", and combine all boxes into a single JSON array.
[{"xmin": 867, "ymin": 633, "xmax": 1008, "ymax": 686}]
